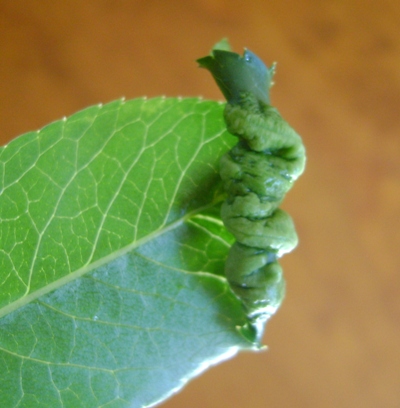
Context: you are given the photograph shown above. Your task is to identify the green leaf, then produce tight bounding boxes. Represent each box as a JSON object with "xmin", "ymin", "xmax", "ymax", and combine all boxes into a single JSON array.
[{"xmin": 0, "ymin": 97, "xmax": 258, "ymax": 408}]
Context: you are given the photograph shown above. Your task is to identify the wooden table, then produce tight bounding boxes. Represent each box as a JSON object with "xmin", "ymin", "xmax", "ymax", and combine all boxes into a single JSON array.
[{"xmin": 1, "ymin": 1, "xmax": 399, "ymax": 406}]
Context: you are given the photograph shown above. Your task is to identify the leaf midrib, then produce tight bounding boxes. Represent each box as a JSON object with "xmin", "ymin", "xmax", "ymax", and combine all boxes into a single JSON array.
[{"xmin": 0, "ymin": 200, "xmax": 222, "ymax": 320}]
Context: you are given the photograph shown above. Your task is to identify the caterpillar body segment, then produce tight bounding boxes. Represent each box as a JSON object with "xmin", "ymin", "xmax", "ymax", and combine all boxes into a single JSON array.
[{"xmin": 198, "ymin": 41, "xmax": 305, "ymax": 324}]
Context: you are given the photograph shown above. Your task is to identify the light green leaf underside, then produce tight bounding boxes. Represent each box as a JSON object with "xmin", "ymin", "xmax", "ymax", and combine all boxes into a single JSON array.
[
  {"xmin": 0, "ymin": 97, "xmax": 231, "ymax": 313},
  {"xmin": 0, "ymin": 97, "xmax": 257, "ymax": 408}
]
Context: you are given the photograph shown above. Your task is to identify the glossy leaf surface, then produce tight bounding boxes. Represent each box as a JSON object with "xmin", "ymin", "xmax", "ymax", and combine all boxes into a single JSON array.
[{"xmin": 0, "ymin": 98, "xmax": 258, "ymax": 408}]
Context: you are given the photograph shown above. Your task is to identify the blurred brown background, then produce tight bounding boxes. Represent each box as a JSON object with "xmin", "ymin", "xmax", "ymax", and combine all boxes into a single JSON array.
[{"xmin": 1, "ymin": 0, "xmax": 399, "ymax": 407}]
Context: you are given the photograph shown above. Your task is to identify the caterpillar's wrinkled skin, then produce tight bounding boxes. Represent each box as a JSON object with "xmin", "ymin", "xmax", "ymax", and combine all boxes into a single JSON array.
[{"xmin": 198, "ymin": 41, "xmax": 306, "ymax": 325}]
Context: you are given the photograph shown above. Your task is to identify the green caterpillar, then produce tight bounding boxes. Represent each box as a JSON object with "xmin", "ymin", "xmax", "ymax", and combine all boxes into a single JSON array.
[{"xmin": 198, "ymin": 41, "xmax": 306, "ymax": 325}]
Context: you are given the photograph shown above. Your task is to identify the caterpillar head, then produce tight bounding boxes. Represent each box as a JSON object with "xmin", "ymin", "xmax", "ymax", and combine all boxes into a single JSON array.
[{"xmin": 197, "ymin": 39, "xmax": 275, "ymax": 106}]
